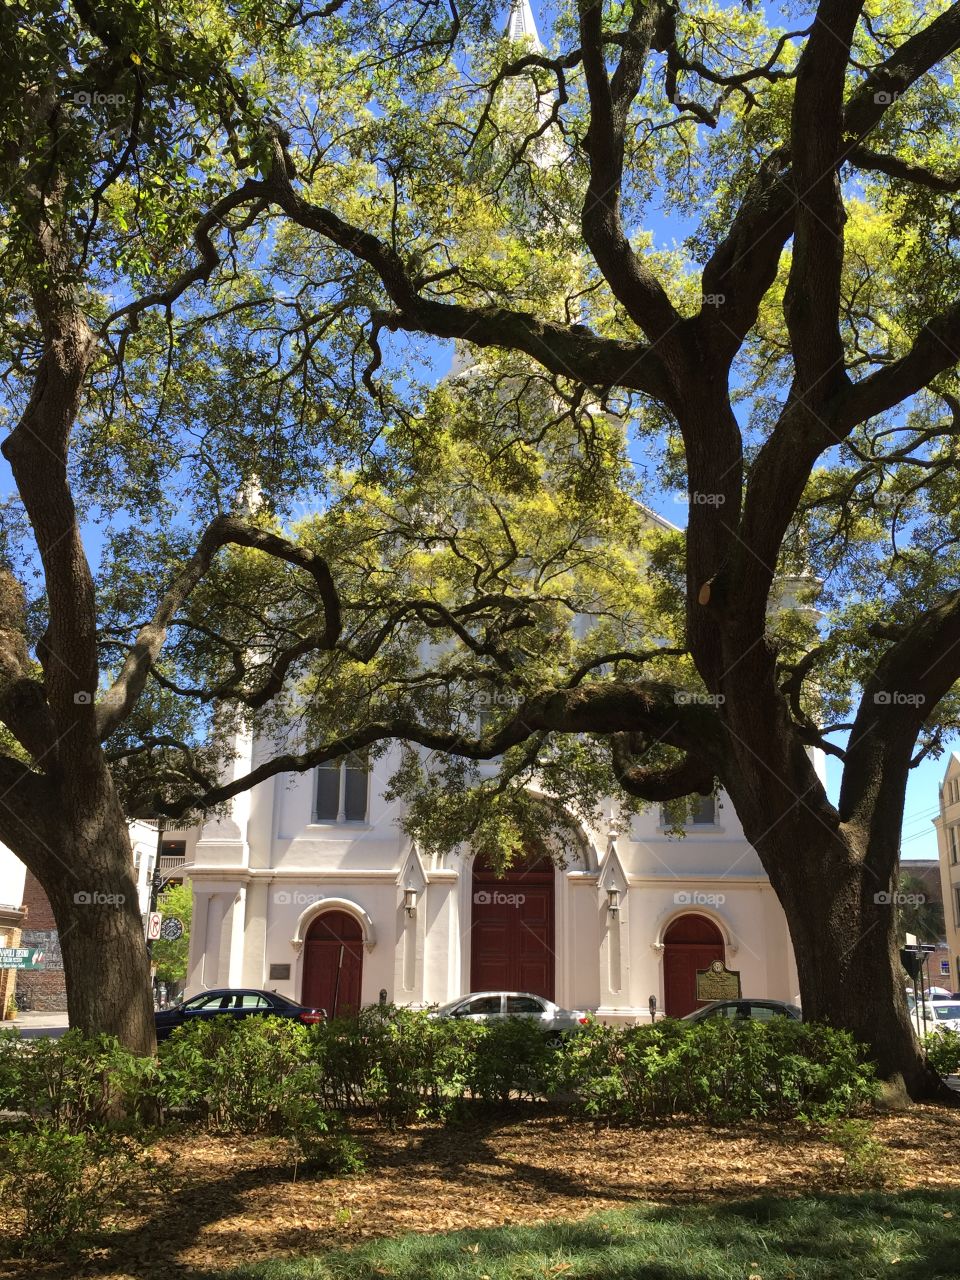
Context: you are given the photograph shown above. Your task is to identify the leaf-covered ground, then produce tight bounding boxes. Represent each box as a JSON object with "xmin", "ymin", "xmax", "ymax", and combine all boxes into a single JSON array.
[{"xmin": 3, "ymin": 1106, "xmax": 960, "ymax": 1279}]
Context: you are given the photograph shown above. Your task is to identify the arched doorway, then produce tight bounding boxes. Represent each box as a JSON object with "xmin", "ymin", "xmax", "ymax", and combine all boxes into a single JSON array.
[
  {"xmin": 470, "ymin": 853, "xmax": 555, "ymax": 999},
  {"xmin": 302, "ymin": 910, "xmax": 363, "ymax": 1015},
  {"xmin": 663, "ymin": 913, "xmax": 725, "ymax": 1017}
]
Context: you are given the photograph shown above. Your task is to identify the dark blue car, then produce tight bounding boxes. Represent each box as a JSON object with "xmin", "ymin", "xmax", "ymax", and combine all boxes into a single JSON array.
[{"xmin": 155, "ymin": 988, "xmax": 325, "ymax": 1041}]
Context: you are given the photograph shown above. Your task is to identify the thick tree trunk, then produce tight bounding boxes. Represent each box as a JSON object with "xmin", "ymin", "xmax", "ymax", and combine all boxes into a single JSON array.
[
  {"xmin": 14, "ymin": 789, "xmax": 157, "ymax": 1055},
  {"xmin": 44, "ymin": 822, "xmax": 156, "ymax": 1054},
  {"xmin": 0, "ymin": 193, "xmax": 158, "ymax": 1052},
  {"xmin": 702, "ymin": 635, "xmax": 936, "ymax": 1102},
  {"xmin": 722, "ymin": 747, "xmax": 937, "ymax": 1101},
  {"xmin": 774, "ymin": 854, "xmax": 934, "ymax": 1103}
]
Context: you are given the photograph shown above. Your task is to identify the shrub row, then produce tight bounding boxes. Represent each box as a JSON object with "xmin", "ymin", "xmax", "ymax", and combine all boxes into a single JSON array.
[
  {"xmin": 553, "ymin": 1017, "xmax": 879, "ymax": 1124},
  {"xmin": 0, "ymin": 1008, "xmax": 879, "ymax": 1133},
  {"xmin": 0, "ymin": 1012, "xmax": 883, "ymax": 1259}
]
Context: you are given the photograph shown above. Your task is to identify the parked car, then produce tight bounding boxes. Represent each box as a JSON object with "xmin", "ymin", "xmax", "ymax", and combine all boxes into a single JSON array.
[
  {"xmin": 918, "ymin": 1001, "xmax": 960, "ymax": 1032},
  {"xmin": 682, "ymin": 999, "xmax": 802, "ymax": 1024},
  {"xmin": 154, "ymin": 988, "xmax": 325, "ymax": 1041},
  {"xmin": 429, "ymin": 991, "xmax": 590, "ymax": 1044}
]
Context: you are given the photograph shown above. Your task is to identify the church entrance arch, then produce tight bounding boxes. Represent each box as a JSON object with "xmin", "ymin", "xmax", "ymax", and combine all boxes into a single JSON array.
[
  {"xmin": 663, "ymin": 913, "xmax": 725, "ymax": 1017},
  {"xmin": 302, "ymin": 910, "xmax": 363, "ymax": 1015}
]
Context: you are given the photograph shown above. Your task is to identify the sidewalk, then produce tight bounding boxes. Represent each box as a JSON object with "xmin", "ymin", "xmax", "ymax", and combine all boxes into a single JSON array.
[{"xmin": 1, "ymin": 1010, "xmax": 69, "ymax": 1030}]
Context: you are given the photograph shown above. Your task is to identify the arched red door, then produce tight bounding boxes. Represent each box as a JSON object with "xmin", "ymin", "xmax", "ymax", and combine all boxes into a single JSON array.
[
  {"xmin": 302, "ymin": 910, "xmax": 363, "ymax": 1016},
  {"xmin": 470, "ymin": 852, "xmax": 555, "ymax": 999},
  {"xmin": 663, "ymin": 913, "xmax": 724, "ymax": 1017}
]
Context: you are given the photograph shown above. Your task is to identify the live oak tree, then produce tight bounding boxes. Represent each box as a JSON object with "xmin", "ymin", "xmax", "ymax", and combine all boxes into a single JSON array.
[{"xmin": 3, "ymin": 0, "xmax": 960, "ymax": 1101}]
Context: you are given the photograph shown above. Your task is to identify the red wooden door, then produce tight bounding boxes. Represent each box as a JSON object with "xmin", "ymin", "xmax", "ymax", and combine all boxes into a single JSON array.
[
  {"xmin": 663, "ymin": 914, "xmax": 724, "ymax": 1017},
  {"xmin": 471, "ymin": 854, "xmax": 555, "ymax": 999},
  {"xmin": 302, "ymin": 910, "xmax": 363, "ymax": 1015}
]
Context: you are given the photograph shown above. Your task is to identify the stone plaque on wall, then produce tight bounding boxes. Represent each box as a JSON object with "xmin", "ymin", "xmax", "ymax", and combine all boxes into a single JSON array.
[
  {"xmin": 696, "ymin": 960, "xmax": 742, "ymax": 1002},
  {"xmin": 269, "ymin": 963, "xmax": 291, "ymax": 980}
]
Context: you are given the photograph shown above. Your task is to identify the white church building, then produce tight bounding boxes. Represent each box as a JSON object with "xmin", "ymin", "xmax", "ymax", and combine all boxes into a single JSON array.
[
  {"xmin": 184, "ymin": 0, "xmax": 803, "ymax": 1022},
  {"xmin": 184, "ymin": 737, "xmax": 803, "ymax": 1020}
]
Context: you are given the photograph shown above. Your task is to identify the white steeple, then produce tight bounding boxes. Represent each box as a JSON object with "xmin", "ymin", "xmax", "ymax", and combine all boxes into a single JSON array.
[{"xmin": 505, "ymin": 0, "xmax": 542, "ymax": 49}]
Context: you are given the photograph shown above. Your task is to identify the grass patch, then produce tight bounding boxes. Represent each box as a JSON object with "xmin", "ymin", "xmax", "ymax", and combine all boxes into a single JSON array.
[{"xmin": 228, "ymin": 1191, "xmax": 960, "ymax": 1280}]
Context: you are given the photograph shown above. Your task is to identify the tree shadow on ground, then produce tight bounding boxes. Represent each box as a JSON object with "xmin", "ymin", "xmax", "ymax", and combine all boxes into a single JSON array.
[
  {"xmin": 0, "ymin": 1154, "xmax": 296, "ymax": 1280},
  {"xmin": 3, "ymin": 1123, "xmax": 959, "ymax": 1280},
  {"xmin": 223, "ymin": 1189, "xmax": 960, "ymax": 1280},
  {"xmin": 361, "ymin": 1111, "xmax": 661, "ymax": 1207}
]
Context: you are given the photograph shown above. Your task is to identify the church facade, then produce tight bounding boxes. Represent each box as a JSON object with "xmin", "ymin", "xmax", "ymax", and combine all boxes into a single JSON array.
[
  {"xmin": 183, "ymin": 0, "xmax": 805, "ymax": 1022},
  {"xmin": 184, "ymin": 735, "xmax": 804, "ymax": 1020}
]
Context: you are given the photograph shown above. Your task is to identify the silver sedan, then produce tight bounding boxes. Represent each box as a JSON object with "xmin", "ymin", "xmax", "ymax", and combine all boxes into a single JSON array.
[{"xmin": 430, "ymin": 991, "xmax": 590, "ymax": 1042}]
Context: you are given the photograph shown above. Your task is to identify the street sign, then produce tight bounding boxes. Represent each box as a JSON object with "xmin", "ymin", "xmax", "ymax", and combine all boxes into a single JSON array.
[
  {"xmin": 0, "ymin": 946, "xmax": 45, "ymax": 970},
  {"xmin": 146, "ymin": 912, "xmax": 162, "ymax": 941},
  {"xmin": 901, "ymin": 947, "xmax": 923, "ymax": 980},
  {"xmin": 159, "ymin": 917, "xmax": 183, "ymax": 942}
]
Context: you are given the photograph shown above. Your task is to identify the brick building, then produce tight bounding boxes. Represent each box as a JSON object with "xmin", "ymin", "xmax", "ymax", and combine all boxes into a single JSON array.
[{"xmin": 16, "ymin": 869, "xmax": 67, "ymax": 1012}]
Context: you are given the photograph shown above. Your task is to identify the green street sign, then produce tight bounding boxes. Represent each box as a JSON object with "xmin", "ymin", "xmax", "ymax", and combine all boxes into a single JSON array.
[{"xmin": 0, "ymin": 946, "xmax": 46, "ymax": 970}]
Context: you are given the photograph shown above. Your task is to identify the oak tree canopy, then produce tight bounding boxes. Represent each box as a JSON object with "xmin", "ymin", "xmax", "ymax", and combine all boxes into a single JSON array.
[{"xmin": 2, "ymin": 0, "xmax": 960, "ymax": 1099}]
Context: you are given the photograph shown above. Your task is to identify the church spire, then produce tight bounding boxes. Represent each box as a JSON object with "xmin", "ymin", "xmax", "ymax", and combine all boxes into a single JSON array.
[{"xmin": 505, "ymin": 0, "xmax": 542, "ymax": 49}]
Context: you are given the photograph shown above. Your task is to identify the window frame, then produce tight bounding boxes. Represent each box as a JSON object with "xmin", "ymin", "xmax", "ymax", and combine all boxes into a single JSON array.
[
  {"xmin": 506, "ymin": 995, "xmax": 546, "ymax": 1015},
  {"xmin": 182, "ymin": 993, "xmax": 228, "ymax": 1011},
  {"xmin": 659, "ymin": 793, "xmax": 721, "ymax": 831},
  {"xmin": 313, "ymin": 754, "xmax": 370, "ymax": 825},
  {"xmin": 459, "ymin": 995, "xmax": 504, "ymax": 1017}
]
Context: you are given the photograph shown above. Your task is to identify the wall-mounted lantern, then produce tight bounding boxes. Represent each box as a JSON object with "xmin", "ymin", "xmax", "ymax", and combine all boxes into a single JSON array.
[
  {"xmin": 404, "ymin": 886, "xmax": 418, "ymax": 918},
  {"xmin": 607, "ymin": 887, "xmax": 620, "ymax": 916}
]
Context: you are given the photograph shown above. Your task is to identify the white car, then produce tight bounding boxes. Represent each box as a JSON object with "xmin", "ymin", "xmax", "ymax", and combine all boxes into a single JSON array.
[
  {"xmin": 919, "ymin": 1001, "xmax": 960, "ymax": 1032},
  {"xmin": 429, "ymin": 991, "xmax": 590, "ymax": 1044}
]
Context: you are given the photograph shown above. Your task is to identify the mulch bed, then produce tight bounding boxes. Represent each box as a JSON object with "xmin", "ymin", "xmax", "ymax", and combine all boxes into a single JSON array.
[{"xmin": 4, "ymin": 1105, "xmax": 960, "ymax": 1279}]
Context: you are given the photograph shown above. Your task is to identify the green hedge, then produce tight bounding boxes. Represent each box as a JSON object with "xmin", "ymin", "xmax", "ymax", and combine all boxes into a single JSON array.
[
  {"xmin": 0, "ymin": 1008, "xmax": 878, "ymax": 1134},
  {"xmin": 553, "ymin": 1017, "xmax": 879, "ymax": 1124}
]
